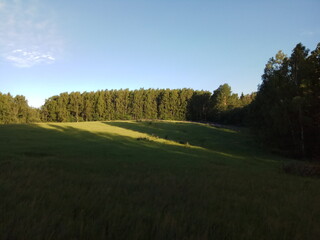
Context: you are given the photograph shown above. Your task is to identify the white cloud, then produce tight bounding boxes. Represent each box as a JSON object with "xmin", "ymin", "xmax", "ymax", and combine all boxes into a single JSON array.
[
  {"xmin": 0, "ymin": 0, "xmax": 63, "ymax": 67},
  {"xmin": 5, "ymin": 49, "xmax": 55, "ymax": 67}
]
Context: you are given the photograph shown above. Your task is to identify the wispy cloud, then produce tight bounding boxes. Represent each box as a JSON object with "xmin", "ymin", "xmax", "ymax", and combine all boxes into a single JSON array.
[
  {"xmin": 5, "ymin": 49, "xmax": 55, "ymax": 68},
  {"xmin": 0, "ymin": 0, "xmax": 63, "ymax": 67}
]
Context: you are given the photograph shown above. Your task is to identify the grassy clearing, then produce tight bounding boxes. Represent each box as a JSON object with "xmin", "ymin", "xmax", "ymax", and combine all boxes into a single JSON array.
[{"xmin": 0, "ymin": 121, "xmax": 319, "ymax": 239}]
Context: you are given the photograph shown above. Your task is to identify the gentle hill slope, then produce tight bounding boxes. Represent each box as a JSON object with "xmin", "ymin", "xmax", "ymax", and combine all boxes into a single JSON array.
[{"xmin": 0, "ymin": 121, "xmax": 319, "ymax": 239}]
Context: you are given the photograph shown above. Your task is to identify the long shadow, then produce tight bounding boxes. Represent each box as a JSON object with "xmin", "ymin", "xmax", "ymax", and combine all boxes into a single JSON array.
[
  {"xmin": 0, "ymin": 123, "xmax": 235, "ymax": 176},
  {"xmin": 44, "ymin": 123, "xmax": 242, "ymax": 165},
  {"xmin": 0, "ymin": 122, "xmax": 281, "ymax": 170},
  {"xmin": 104, "ymin": 121, "xmax": 266, "ymax": 161}
]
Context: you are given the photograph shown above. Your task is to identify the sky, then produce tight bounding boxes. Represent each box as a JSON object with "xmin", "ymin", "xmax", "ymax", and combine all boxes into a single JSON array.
[{"xmin": 1, "ymin": 0, "xmax": 319, "ymax": 108}]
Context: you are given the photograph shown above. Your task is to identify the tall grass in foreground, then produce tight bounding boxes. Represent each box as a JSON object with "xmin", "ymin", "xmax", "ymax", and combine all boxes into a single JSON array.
[{"xmin": 0, "ymin": 121, "xmax": 319, "ymax": 239}]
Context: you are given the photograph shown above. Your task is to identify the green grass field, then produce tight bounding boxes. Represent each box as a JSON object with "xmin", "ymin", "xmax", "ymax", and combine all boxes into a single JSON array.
[{"xmin": 0, "ymin": 121, "xmax": 319, "ymax": 239}]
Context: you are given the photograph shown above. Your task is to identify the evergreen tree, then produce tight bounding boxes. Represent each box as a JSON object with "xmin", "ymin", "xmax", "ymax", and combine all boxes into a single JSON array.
[
  {"xmin": 250, "ymin": 42, "xmax": 320, "ymax": 158},
  {"xmin": 104, "ymin": 90, "xmax": 114, "ymax": 120},
  {"xmin": 158, "ymin": 89, "xmax": 170, "ymax": 119},
  {"xmin": 55, "ymin": 93, "xmax": 69, "ymax": 122},
  {"xmin": 95, "ymin": 91, "xmax": 106, "ymax": 120},
  {"xmin": 82, "ymin": 92, "xmax": 94, "ymax": 121},
  {"xmin": 143, "ymin": 89, "xmax": 158, "ymax": 119},
  {"xmin": 188, "ymin": 90, "xmax": 211, "ymax": 121},
  {"xmin": 68, "ymin": 92, "xmax": 82, "ymax": 122},
  {"xmin": 131, "ymin": 89, "xmax": 144, "ymax": 120}
]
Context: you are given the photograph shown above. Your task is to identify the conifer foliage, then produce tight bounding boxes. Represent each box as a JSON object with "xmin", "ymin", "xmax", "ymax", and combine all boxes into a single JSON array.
[
  {"xmin": 250, "ymin": 43, "xmax": 320, "ymax": 159},
  {"xmin": 38, "ymin": 88, "xmax": 253, "ymax": 124},
  {"xmin": 1, "ymin": 88, "xmax": 253, "ymax": 124}
]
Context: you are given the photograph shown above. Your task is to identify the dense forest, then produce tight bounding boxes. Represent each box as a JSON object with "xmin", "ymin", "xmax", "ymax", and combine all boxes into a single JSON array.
[
  {"xmin": 0, "ymin": 87, "xmax": 254, "ymax": 124},
  {"xmin": 250, "ymin": 43, "xmax": 320, "ymax": 159},
  {"xmin": 1, "ymin": 43, "xmax": 319, "ymax": 159},
  {"xmin": 39, "ymin": 87, "xmax": 254, "ymax": 123}
]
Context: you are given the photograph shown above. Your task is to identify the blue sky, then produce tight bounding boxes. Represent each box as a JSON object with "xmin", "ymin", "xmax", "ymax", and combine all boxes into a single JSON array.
[{"xmin": 1, "ymin": 0, "xmax": 319, "ymax": 108}]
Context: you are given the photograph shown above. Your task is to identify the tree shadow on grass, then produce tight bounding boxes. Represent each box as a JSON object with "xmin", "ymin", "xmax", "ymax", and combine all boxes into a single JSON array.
[
  {"xmin": 0, "ymin": 123, "xmax": 235, "ymax": 175},
  {"xmin": 104, "ymin": 121, "xmax": 270, "ymax": 162},
  {"xmin": 0, "ymin": 122, "xmax": 281, "ymax": 172},
  {"xmin": 43, "ymin": 123, "xmax": 241, "ymax": 167}
]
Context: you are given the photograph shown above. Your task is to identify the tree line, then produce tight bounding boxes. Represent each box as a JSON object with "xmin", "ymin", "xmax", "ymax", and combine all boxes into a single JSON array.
[
  {"xmin": 39, "ymin": 88, "xmax": 254, "ymax": 123},
  {"xmin": 0, "ymin": 87, "xmax": 253, "ymax": 124}
]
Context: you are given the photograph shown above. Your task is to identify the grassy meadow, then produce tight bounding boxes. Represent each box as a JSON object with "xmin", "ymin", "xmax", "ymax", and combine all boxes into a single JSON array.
[{"xmin": 0, "ymin": 121, "xmax": 319, "ymax": 239}]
